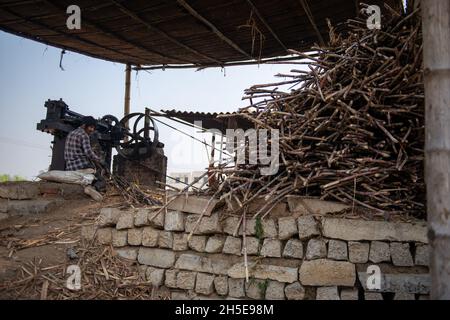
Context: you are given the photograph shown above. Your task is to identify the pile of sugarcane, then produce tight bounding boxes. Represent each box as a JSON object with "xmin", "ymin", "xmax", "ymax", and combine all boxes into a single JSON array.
[{"xmin": 215, "ymin": 5, "xmax": 425, "ymax": 219}]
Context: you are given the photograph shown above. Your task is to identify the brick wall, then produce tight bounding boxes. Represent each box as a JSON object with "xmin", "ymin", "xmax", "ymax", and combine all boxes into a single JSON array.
[{"xmin": 86, "ymin": 196, "xmax": 430, "ymax": 300}]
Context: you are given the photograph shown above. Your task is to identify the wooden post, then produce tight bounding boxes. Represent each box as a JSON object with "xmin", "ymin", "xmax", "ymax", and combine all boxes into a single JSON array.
[
  {"xmin": 124, "ymin": 63, "xmax": 131, "ymax": 119},
  {"xmin": 422, "ymin": 0, "xmax": 450, "ymax": 299}
]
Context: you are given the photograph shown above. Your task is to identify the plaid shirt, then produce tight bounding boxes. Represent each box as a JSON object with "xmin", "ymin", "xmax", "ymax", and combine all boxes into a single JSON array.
[{"xmin": 64, "ymin": 127, "xmax": 100, "ymax": 171}]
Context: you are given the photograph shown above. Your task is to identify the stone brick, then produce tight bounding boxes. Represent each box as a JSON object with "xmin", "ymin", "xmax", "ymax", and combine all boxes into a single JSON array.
[
  {"xmin": 306, "ymin": 239, "xmax": 327, "ymax": 260},
  {"xmin": 205, "ymin": 236, "xmax": 225, "ymax": 253},
  {"xmin": 287, "ymin": 196, "xmax": 350, "ymax": 215},
  {"xmin": 390, "ymin": 242, "xmax": 414, "ymax": 266},
  {"xmin": 415, "ymin": 244, "xmax": 429, "ymax": 266},
  {"xmin": 134, "ymin": 209, "xmax": 149, "ymax": 227},
  {"xmin": 146, "ymin": 267, "xmax": 165, "ymax": 287},
  {"xmin": 348, "ymin": 242, "xmax": 369, "ymax": 263},
  {"xmin": 138, "ymin": 248, "xmax": 176, "ymax": 268},
  {"xmin": 322, "ymin": 218, "xmax": 427, "ymax": 243},
  {"xmin": 265, "ymin": 281, "xmax": 285, "ymax": 300},
  {"xmin": 112, "ymin": 229, "xmax": 127, "ymax": 247},
  {"xmin": 167, "ymin": 194, "xmax": 220, "ymax": 216},
  {"xmin": 138, "ymin": 265, "xmax": 148, "ymax": 281},
  {"xmin": 223, "ymin": 216, "xmax": 241, "ymax": 235},
  {"xmin": 165, "ymin": 269, "xmax": 178, "ymax": 288},
  {"xmin": 127, "ymin": 228, "xmax": 142, "ymax": 246},
  {"xmin": 245, "ymin": 237, "xmax": 260, "ymax": 255},
  {"xmin": 260, "ymin": 239, "xmax": 282, "ymax": 258},
  {"xmin": 81, "ymin": 225, "xmax": 96, "ymax": 241},
  {"xmin": 223, "ymin": 236, "xmax": 242, "ymax": 255},
  {"xmin": 340, "ymin": 288, "xmax": 359, "ymax": 300},
  {"xmin": 177, "ymin": 271, "xmax": 197, "ymax": 290},
  {"xmin": 245, "ymin": 279, "xmax": 266, "ymax": 299},
  {"xmin": 214, "ymin": 276, "xmax": 229, "ymax": 296},
  {"xmin": 228, "ymin": 263, "xmax": 298, "ymax": 283},
  {"xmin": 142, "ymin": 227, "xmax": 159, "ymax": 247},
  {"xmin": 394, "ymin": 292, "xmax": 415, "ymax": 300},
  {"xmin": 284, "ymin": 282, "xmax": 305, "ymax": 300},
  {"xmin": 369, "ymin": 241, "xmax": 390, "ymax": 263},
  {"xmin": 185, "ymin": 213, "xmax": 222, "ymax": 234},
  {"xmin": 297, "ymin": 216, "xmax": 320, "ymax": 240},
  {"xmin": 316, "ymin": 286, "xmax": 340, "ymax": 300},
  {"xmin": 327, "ymin": 240, "xmax": 347, "ymax": 261},
  {"xmin": 364, "ymin": 292, "xmax": 383, "ymax": 300},
  {"xmin": 158, "ymin": 231, "xmax": 173, "ymax": 249},
  {"xmin": 148, "ymin": 210, "xmax": 165, "ymax": 229},
  {"xmin": 115, "ymin": 247, "xmax": 138, "ymax": 261},
  {"xmin": 116, "ymin": 213, "xmax": 134, "ymax": 230},
  {"xmin": 175, "ymin": 254, "xmax": 213, "ymax": 273},
  {"xmin": 228, "ymin": 278, "xmax": 245, "ymax": 298},
  {"xmin": 171, "ymin": 291, "xmax": 189, "ymax": 300},
  {"xmin": 358, "ymin": 273, "xmax": 430, "ymax": 294},
  {"xmin": 278, "ymin": 217, "xmax": 298, "ymax": 240},
  {"xmin": 173, "ymin": 233, "xmax": 189, "ymax": 251},
  {"xmin": 98, "ymin": 208, "xmax": 121, "ymax": 227},
  {"xmin": 195, "ymin": 273, "xmax": 215, "ymax": 295},
  {"xmin": 188, "ymin": 235, "xmax": 207, "ymax": 252},
  {"xmin": 261, "ymin": 219, "xmax": 277, "ymax": 238},
  {"xmin": 96, "ymin": 228, "xmax": 112, "ymax": 244},
  {"xmin": 0, "ymin": 182, "xmax": 40, "ymax": 200},
  {"xmin": 282, "ymin": 239, "xmax": 303, "ymax": 259},
  {"xmin": 211, "ymin": 256, "xmax": 236, "ymax": 276},
  {"xmin": 240, "ymin": 218, "xmax": 257, "ymax": 236},
  {"xmin": 164, "ymin": 210, "xmax": 185, "ymax": 231},
  {"xmin": 299, "ymin": 259, "xmax": 356, "ymax": 286}
]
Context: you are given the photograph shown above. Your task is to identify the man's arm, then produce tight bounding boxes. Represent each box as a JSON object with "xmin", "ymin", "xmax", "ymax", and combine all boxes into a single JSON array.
[{"xmin": 81, "ymin": 133, "xmax": 101, "ymax": 162}]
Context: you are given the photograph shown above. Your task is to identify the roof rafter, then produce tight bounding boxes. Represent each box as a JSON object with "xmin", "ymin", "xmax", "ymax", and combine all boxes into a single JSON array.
[
  {"xmin": 0, "ymin": 7, "xmax": 140, "ymax": 64},
  {"xmin": 42, "ymin": 0, "xmax": 191, "ymax": 65},
  {"xmin": 176, "ymin": 0, "xmax": 253, "ymax": 60},
  {"xmin": 298, "ymin": 0, "xmax": 325, "ymax": 46},
  {"xmin": 245, "ymin": 0, "xmax": 288, "ymax": 52},
  {"xmin": 110, "ymin": 0, "xmax": 223, "ymax": 65}
]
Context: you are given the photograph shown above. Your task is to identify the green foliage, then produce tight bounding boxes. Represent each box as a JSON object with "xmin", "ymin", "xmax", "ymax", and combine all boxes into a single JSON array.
[
  {"xmin": 257, "ymin": 279, "xmax": 269, "ymax": 299},
  {"xmin": 254, "ymin": 216, "xmax": 264, "ymax": 241},
  {"xmin": 0, "ymin": 174, "xmax": 26, "ymax": 182}
]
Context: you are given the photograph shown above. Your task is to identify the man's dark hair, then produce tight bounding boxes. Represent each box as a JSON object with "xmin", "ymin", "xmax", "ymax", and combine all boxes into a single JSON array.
[{"xmin": 81, "ymin": 116, "xmax": 97, "ymax": 127}]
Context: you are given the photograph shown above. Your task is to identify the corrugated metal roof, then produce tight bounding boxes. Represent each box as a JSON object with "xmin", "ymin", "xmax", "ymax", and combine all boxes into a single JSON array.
[{"xmin": 156, "ymin": 109, "xmax": 254, "ymax": 133}]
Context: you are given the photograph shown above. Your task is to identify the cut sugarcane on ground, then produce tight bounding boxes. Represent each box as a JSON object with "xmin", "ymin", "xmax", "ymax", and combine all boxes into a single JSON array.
[{"xmin": 213, "ymin": 6, "xmax": 425, "ymax": 220}]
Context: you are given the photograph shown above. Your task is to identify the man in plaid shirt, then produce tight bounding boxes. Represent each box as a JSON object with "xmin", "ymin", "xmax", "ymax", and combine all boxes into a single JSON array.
[{"xmin": 64, "ymin": 116, "xmax": 101, "ymax": 171}]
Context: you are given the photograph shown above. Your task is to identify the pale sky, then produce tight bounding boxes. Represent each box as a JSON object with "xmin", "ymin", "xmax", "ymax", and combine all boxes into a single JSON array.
[{"xmin": 0, "ymin": 31, "xmax": 298, "ymax": 180}]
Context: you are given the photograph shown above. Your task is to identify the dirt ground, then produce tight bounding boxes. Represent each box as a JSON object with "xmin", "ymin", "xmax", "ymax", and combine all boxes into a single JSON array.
[
  {"xmin": 0, "ymin": 198, "xmax": 99, "ymax": 293},
  {"xmin": 0, "ymin": 193, "xmax": 170, "ymax": 299}
]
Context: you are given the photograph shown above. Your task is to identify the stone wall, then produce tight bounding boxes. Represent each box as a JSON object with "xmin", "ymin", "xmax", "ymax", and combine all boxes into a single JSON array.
[{"xmin": 86, "ymin": 196, "xmax": 430, "ymax": 300}]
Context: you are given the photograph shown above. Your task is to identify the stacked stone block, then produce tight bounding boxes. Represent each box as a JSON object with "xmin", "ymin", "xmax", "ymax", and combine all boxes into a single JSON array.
[{"xmin": 87, "ymin": 197, "xmax": 430, "ymax": 300}]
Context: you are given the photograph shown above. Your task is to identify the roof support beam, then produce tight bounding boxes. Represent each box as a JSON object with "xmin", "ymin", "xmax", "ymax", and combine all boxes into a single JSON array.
[
  {"xmin": 245, "ymin": 0, "xmax": 288, "ymax": 52},
  {"xmin": 176, "ymin": 0, "xmax": 253, "ymax": 60},
  {"xmin": 0, "ymin": 7, "xmax": 139, "ymax": 64},
  {"xmin": 136, "ymin": 55, "xmax": 305, "ymax": 71},
  {"xmin": 298, "ymin": 0, "xmax": 325, "ymax": 46},
  {"xmin": 42, "ymin": 0, "xmax": 191, "ymax": 65},
  {"xmin": 109, "ymin": 0, "xmax": 223, "ymax": 65}
]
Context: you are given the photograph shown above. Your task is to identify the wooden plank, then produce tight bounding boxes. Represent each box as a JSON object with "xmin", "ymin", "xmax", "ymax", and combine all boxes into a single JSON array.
[{"xmin": 422, "ymin": 0, "xmax": 450, "ymax": 300}]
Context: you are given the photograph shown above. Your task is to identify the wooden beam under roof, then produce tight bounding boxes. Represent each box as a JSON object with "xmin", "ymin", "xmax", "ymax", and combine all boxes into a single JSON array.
[
  {"xmin": 43, "ymin": 0, "xmax": 191, "ymax": 65},
  {"xmin": 245, "ymin": 0, "xmax": 288, "ymax": 52},
  {"xmin": 176, "ymin": 0, "xmax": 253, "ymax": 60},
  {"xmin": 110, "ymin": 0, "xmax": 223, "ymax": 65}
]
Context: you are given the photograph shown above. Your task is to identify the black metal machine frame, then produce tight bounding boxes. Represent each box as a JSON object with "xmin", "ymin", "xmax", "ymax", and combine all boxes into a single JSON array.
[{"xmin": 36, "ymin": 99, "xmax": 161, "ymax": 171}]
